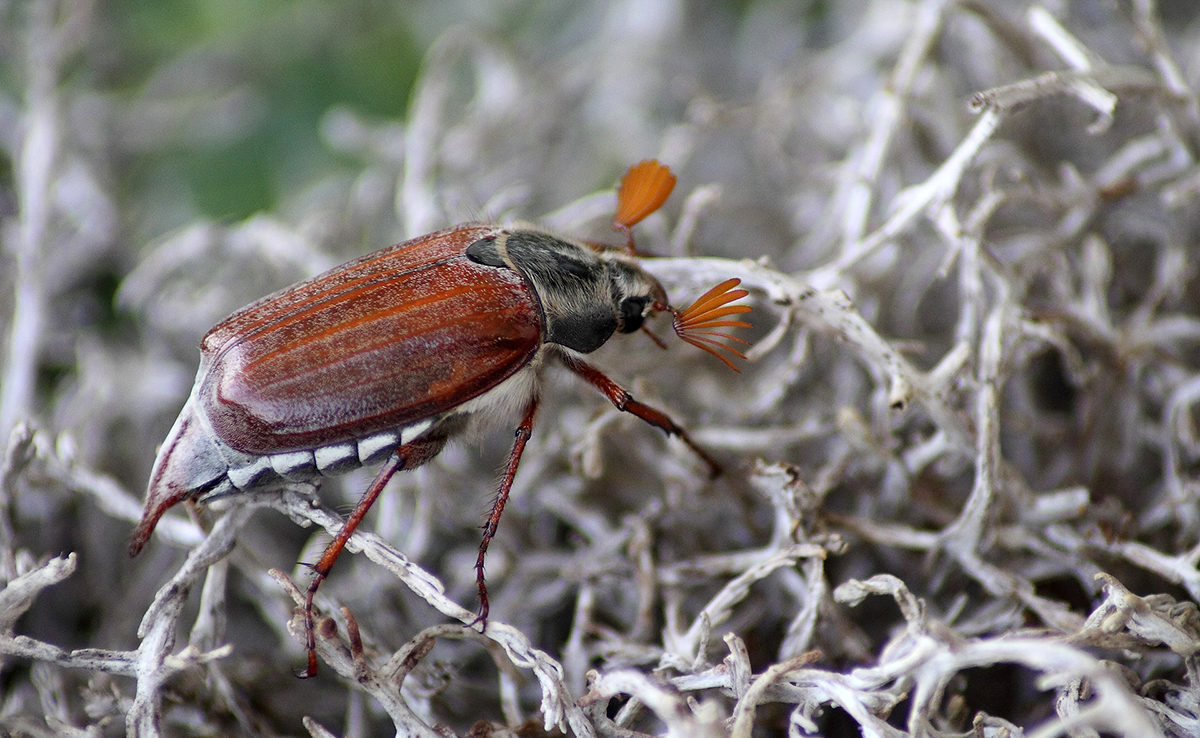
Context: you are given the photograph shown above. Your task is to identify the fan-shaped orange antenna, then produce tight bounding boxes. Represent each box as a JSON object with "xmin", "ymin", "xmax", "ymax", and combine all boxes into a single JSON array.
[
  {"xmin": 670, "ymin": 278, "xmax": 752, "ymax": 372},
  {"xmin": 613, "ymin": 160, "xmax": 676, "ymax": 254}
]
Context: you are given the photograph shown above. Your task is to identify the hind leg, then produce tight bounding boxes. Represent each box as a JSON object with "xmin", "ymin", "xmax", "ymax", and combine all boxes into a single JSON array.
[{"xmin": 298, "ymin": 432, "xmax": 447, "ymax": 678}]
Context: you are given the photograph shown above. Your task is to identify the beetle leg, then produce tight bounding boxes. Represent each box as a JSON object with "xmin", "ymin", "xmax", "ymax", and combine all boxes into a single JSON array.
[
  {"xmin": 471, "ymin": 397, "xmax": 539, "ymax": 631},
  {"xmin": 298, "ymin": 432, "xmax": 447, "ymax": 679},
  {"xmin": 560, "ymin": 355, "xmax": 721, "ymax": 478}
]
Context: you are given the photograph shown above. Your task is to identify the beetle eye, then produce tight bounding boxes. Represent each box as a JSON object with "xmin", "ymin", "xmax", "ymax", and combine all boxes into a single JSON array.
[{"xmin": 619, "ymin": 298, "xmax": 647, "ymax": 333}]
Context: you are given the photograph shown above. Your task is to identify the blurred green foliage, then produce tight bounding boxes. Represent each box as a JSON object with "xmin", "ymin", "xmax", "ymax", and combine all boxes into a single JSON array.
[{"xmin": 107, "ymin": 0, "xmax": 423, "ymax": 220}]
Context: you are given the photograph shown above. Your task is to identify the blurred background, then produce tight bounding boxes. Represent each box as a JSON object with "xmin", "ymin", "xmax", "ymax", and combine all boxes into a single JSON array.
[{"xmin": 3, "ymin": 0, "xmax": 1200, "ymax": 736}]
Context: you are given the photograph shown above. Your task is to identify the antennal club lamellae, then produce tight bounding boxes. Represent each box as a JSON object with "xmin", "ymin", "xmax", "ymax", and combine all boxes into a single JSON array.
[
  {"xmin": 670, "ymin": 278, "xmax": 752, "ymax": 372},
  {"xmin": 613, "ymin": 159, "xmax": 677, "ymax": 254}
]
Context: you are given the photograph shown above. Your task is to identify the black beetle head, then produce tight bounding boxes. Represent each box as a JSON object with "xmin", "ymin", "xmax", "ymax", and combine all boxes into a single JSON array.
[{"xmin": 603, "ymin": 257, "xmax": 669, "ymax": 335}]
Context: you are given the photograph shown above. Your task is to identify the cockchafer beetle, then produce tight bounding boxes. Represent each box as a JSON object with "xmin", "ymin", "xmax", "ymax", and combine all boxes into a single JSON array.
[{"xmin": 129, "ymin": 160, "xmax": 751, "ymax": 677}]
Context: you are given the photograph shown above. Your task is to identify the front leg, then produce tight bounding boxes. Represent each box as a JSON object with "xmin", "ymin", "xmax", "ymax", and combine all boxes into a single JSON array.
[{"xmin": 559, "ymin": 355, "xmax": 721, "ymax": 477}]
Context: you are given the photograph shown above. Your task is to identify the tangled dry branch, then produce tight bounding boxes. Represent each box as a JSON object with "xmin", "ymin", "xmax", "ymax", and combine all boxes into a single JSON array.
[{"xmin": 3, "ymin": 0, "xmax": 1200, "ymax": 736}]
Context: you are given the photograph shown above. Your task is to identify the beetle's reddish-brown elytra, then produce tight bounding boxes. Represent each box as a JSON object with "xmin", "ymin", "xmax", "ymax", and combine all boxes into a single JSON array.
[{"xmin": 130, "ymin": 160, "xmax": 751, "ymax": 677}]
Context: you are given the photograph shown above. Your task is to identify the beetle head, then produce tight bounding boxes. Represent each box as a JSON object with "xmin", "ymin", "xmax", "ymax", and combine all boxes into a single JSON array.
[
  {"xmin": 602, "ymin": 255, "xmax": 670, "ymax": 335},
  {"xmin": 602, "ymin": 254, "xmax": 752, "ymax": 372}
]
